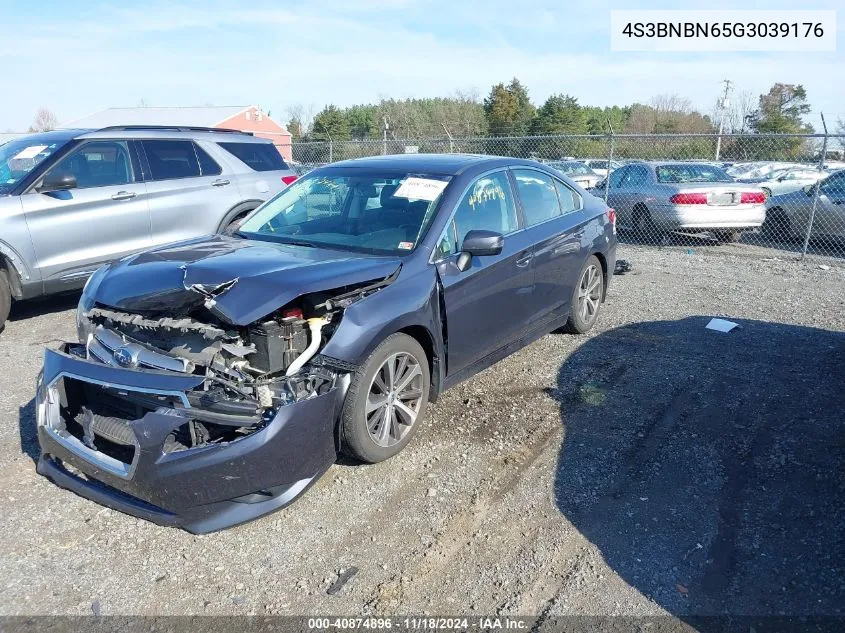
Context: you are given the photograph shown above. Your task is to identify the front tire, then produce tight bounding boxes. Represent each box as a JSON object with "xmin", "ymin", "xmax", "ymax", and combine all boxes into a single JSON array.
[
  {"xmin": 0, "ymin": 270, "xmax": 11, "ymax": 332},
  {"xmin": 340, "ymin": 333, "xmax": 430, "ymax": 463},
  {"xmin": 563, "ymin": 255, "xmax": 604, "ymax": 335}
]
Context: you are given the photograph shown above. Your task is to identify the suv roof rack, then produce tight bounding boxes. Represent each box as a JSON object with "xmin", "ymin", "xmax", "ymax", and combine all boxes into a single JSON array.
[{"xmin": 95, "ymin": 125, "xmax": 253, "ymax": 135}]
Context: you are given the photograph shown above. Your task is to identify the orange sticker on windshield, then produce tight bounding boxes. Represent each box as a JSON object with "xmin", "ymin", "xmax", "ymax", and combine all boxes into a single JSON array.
[{"xmin": 397, "ymin": 241, "xmax": 414, "ymax": 250}]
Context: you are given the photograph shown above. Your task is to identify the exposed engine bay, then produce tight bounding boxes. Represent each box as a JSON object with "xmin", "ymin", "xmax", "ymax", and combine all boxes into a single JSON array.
[{"xmin": 75, "ymin": 270, "xmax": 398, "ymax": 453}]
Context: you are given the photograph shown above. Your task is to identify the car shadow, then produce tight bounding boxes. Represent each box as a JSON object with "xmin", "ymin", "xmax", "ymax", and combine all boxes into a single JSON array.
[
  {"xmin": 8, "ymin": 291, "xmax": 81, "ymax": 323},
  {"xmin": 18, "ymin": 398, "xmax": 38, "ymax": 464},
  {"xmin": 552, "ymin": 317, "xmax": 844, "ymax": 628}
]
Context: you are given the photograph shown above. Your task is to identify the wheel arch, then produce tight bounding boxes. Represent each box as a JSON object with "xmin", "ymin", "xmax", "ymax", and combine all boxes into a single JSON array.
[
  {"xmin": 0, "ymin": 248, "xmax": 29, "ymax": 300},
  {"xmin": 215, "ymin": 199, "xmax": 265, "ymax": 233},
  {"xmin": 590, "ymin": 250, "xmax": 609, "ymax": 302},
  {"xmin": 397, "ymin": 324, "xmax": 442, "ymax": 403}
]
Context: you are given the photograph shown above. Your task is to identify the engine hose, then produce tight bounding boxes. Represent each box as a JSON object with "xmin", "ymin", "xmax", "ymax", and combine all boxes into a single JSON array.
[{"xmin": 286, "ymin": 318, "xmax": 329, "ymax": 376}]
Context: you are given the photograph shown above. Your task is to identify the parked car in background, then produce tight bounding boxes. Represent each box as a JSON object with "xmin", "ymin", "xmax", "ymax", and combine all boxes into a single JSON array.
[
  {"xmin": 0, "ymin": 126, "xmax": 297, "ymax": 330},
  {"xmin": 582, "ymin": 159, "xmax": 623, "ymax": 178},
  {"xmin": 764, "ymin": 170, "xmax": 845, "ymax": 241},
  {"xmin": 740, "ymin": 167, "xmax": 828, "ymax": 199},
  {"xmin": 594, "ymin": 161, "xmax": 766, "ymax": 242},
  {"xmin": 545, "ymin": 160, "xmax": 602, "ymax": 189},
  {"xmin": 35, "ymin": 154, "xmax": 617, "ymax": 532}
]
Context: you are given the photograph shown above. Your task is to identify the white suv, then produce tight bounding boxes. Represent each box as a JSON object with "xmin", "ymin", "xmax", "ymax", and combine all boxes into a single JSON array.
[{"xmin": 0, "ymin": 126, "xmax": 297, "ymax": 329}]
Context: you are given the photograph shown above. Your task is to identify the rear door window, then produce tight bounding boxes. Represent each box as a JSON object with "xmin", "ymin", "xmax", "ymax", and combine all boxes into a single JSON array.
[
  {"xmin": 141, "ymin": 140, "xmax": 201, "ymax": 180},
  {"xmin": 218, "ymin": 142, "xmax": 288, "ymax": 171},
  {"xmin": 553, "ymin": 179, "xmax": 582, "ymax": 214},
  {"xmin": 512, "ymin": 169, "xmax": 562, "ymax": 227}
]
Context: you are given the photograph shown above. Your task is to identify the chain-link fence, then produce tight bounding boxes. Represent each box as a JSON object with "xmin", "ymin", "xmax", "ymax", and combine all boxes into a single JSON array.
[{"xmin": 283, "ymin": 133, "xmax": 845, "ymax": 261}]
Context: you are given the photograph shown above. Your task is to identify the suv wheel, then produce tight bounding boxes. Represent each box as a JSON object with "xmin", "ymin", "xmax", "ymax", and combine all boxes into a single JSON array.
[
  {"xmin": 0, "ymin": 270, "xmax": 11, "ymax": 332},
  {"xmin": 340, "ymin": 333, "xmax": 430, "ymax": 463}
]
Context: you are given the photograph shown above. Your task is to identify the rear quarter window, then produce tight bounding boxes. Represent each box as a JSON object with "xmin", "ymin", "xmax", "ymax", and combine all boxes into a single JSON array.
[{"xmin": 219, "ymin": 142, "xmax": 288, "ymax": 172}]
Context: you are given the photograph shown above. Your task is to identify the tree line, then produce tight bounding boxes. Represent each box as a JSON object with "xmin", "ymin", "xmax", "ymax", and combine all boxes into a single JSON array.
[{"xmin": 288, "ymin": 79, "xmax": 815, "ymax": 144}]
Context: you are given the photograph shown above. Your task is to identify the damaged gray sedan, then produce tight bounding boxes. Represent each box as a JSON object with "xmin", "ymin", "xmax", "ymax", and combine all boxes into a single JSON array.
[{"xmin": 36, "ymin": 154, "xmax": 617, "ymax": 533}]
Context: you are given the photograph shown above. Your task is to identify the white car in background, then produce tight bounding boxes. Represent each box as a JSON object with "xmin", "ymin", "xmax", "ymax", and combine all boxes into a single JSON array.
[
  {"xmin": 582, "ymin": 159, "xmax": 623, "ymax": 178},
  {"xmin": 745, "ymin": 167, "xmax": 828, "ymax": 198}
]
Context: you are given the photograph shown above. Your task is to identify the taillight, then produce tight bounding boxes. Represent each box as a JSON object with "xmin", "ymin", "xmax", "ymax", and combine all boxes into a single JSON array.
[
  {"xmin": 606, "ymin": 208, "xmax": 616, "ymax": 234},
  {"xmin": 740, "ymin": 191, "xmax": 766, "ymax": 204},
  {"xmin": 281, "ymin": 175, "xmax": 298, "ymax": 186},
  {"xmin": 670, "ymin": 193, "xmax": 708, "ymax": 205}
]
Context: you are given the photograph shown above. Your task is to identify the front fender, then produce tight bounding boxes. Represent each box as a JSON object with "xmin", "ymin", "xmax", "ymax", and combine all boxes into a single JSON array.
[{"xmin": 320, "ymin": 266, "xmax": 445, "ymax": 391}]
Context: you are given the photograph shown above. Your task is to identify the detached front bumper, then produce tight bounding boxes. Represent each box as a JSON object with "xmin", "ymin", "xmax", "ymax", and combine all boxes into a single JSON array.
[{"xmin": 36, "ymin": 344, "xmax": 344, "ymax": 534}]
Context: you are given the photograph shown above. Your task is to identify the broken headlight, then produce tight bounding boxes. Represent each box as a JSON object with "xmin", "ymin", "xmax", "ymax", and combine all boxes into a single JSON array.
[{"xmin": 76, "ymin": 265, "xmax": 108, "ymax": 343}]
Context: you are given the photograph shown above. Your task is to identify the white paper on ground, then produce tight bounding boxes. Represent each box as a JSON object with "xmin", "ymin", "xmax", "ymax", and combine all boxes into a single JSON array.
[
  {"xmin": 705, "ymin": 318, "xmax": 739, "ymax": 333},
  {"xmin": 13, "ymin": 145, "xmax": 47, "ymax": 160},
  {"xmin": 393, "ymin": 177, "xmax": 448, "ymax": 201}
]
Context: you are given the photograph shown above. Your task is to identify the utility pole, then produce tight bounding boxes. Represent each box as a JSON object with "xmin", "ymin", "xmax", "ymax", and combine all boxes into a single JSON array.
[
  {"xmin": 383, "ymin": 117, "xmax": 389, "ymax": 155},
  {"xmin": 441, "ymin": 123, "xmax": 454, "ymax": 153},
  {"xmin": 715, "ymin": 79, "xmax": 732, "ymax": 161}
]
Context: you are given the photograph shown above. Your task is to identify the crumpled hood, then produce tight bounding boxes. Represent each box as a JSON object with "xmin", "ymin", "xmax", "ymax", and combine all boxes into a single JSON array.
[{"xmin": 93, "ymin": 235, "xmax": 401, "ymax": 326}]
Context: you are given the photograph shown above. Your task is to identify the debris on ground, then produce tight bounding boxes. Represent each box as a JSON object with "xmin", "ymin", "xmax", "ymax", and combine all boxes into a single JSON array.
[
  {"xmin": 705, "ymin": 318, "xmax": 740, "ymax": 333},
  {"xmin": 614, "ymin": 259, "xmax": 633, "ymax": 275},
  {"xmin": 326, "ymin": 567, "xmax": 359, "ymax": 595}
]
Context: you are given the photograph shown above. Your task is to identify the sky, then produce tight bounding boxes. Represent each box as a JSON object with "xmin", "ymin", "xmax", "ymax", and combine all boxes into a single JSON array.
[{"xmin": 1, "ymin": 0, "xmax": 842, "ymax": 133}]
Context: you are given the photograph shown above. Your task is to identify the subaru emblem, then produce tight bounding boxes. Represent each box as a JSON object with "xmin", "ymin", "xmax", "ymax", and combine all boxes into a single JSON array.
[{"xmin": 113, "ymin": 346, "xmax": 136, "ymax": 368}]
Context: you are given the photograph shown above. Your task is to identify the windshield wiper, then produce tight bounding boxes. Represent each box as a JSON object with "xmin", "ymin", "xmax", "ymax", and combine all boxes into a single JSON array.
[{"xmin": 277, "ymin": 237, "xmax": 318, "ymax": 248}]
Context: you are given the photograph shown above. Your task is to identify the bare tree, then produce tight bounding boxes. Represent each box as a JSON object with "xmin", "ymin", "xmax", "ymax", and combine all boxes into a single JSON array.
[
  {"xmin": 286, "ymin": 103, "xmax": 317, "ymax": 137},
  {"xmin": 28, "ymin": 108, "xmax": 59, "ymax": 132},
  {"xmin": 651, "ymin": 93, "xmax": 693, "ymax": 115}
]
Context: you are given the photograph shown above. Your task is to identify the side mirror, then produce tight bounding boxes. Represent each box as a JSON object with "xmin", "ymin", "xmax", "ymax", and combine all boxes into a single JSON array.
[
  {"xmin": 38, "ymin": 171, "xmax": 77, "ymax": 193},
  {"xmin": 456, "ymin": 229, "xmax": 503, "ymax": 272}
]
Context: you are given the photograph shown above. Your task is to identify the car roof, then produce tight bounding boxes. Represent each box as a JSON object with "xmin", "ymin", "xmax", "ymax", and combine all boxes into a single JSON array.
[
  {"xmin": 6, "ymin": 129, "xmax": 81, "ymax": 144},
  {"xmin": 73, "ymin": 126, "xmax": 271, "ymax": 143},
  {"xmin": 324, "ymin": 153, "xmax": 548, "ymax": 175}
]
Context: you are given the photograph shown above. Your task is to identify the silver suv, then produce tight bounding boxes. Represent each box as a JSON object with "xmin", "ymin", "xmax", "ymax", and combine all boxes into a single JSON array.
[{"xmin": 0, "ymin": 126, "xmax": 297, "ymax": 329}]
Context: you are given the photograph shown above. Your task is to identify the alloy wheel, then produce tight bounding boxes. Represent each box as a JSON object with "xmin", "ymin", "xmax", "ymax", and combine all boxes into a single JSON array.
[
  {"xmin": 578, "ymin": 264, "xmax": 602, "ymax": 323},
  {"xmin": 366, "ymin": 352, "xmax": 424, "ymax": 447}
]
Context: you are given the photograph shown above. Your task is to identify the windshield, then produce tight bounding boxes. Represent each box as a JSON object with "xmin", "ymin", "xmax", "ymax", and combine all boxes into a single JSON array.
[
  {"xmin": 656, "ymin": 164, "xmax": 733, "ymax": 183},
  {"xmin": 0, "ymin": 138, "xmax": 67, "ymax": 194},
  {"xmin": 238, "ymin": 170, "xmax": 452, "ymax": 255}
]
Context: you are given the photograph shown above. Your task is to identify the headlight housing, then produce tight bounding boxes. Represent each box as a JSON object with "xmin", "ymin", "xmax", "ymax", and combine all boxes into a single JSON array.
[{"xmin": 76, "ymin": 266, "xmax": 108, "ymax": 343}]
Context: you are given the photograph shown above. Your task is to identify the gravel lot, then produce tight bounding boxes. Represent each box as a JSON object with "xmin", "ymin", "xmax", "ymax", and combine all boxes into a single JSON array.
[{"xmin": 0, "ymin": 243, "xmax": 843, "ymax": 622}]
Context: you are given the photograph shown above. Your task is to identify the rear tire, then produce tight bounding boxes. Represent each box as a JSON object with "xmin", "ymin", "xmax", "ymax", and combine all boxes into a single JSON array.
[
  {"xmin": 562, "ymin": 255, "xmax": 604, "ymax": 335},
  {"xmin": 762, "ymin": 208, "xmax": 792, "ymax": 242},
  {"xmin": 340, "ymin": 333, "xmax": 430, "ymax": 463},
  {"xmin": 219, "ymin": 210, "xmax": 253, "ymax": 235},
  {"xmin": 0, "ymin": 270, "xmax": 11, "ymax": 332},
  {"xmin": 632, "ymin": 205, "xmax": 662, "ymax": 243},
  {"xmin": 714, "ymin": 230, "xmax": 742, "ymax": 243}
]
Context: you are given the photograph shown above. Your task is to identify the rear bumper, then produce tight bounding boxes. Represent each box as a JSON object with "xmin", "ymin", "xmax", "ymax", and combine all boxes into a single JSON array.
[
  {"xmin": 651, "ymin": 203, "xmax": 766, "ymax": 231},
  {"xmin": 36, "ymin": 344, "xmax": 344, "ymax": 534}
]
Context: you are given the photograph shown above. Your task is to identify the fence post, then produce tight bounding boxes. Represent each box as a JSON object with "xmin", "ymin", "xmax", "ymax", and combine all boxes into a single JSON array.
[
  {"xmin": 604, "ymin": 130, "xmax": 615, "ymax": 206},
  {"xmin": 801, "ymin": 116, "xmax": 828, "ymax": 259},
  {"xmin": 328, "ymin": 140, "xmax": 333, "ymax": 164}
]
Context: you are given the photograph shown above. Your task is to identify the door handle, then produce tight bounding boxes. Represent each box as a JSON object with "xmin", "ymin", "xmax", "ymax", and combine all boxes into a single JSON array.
[
  {"xmin": 515, "ymin": 252, "xmax": 532, "ymax": 268},
  {"xmin": 111, "ymin": 191, "xmax": 136, "ymax": 201},
  {"xmin": 211, "ymin": 179, "xmax": 231, "ymax": 187}
]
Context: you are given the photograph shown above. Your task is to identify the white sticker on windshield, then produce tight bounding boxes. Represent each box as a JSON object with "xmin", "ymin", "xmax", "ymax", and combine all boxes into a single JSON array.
[
  {"xmin": 13, "ymin": 145, "xmax": 48, "ymax": 160},
  {"xmin": 393, "ymin": 177, "xmax": 448, "ymax": 201}
]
